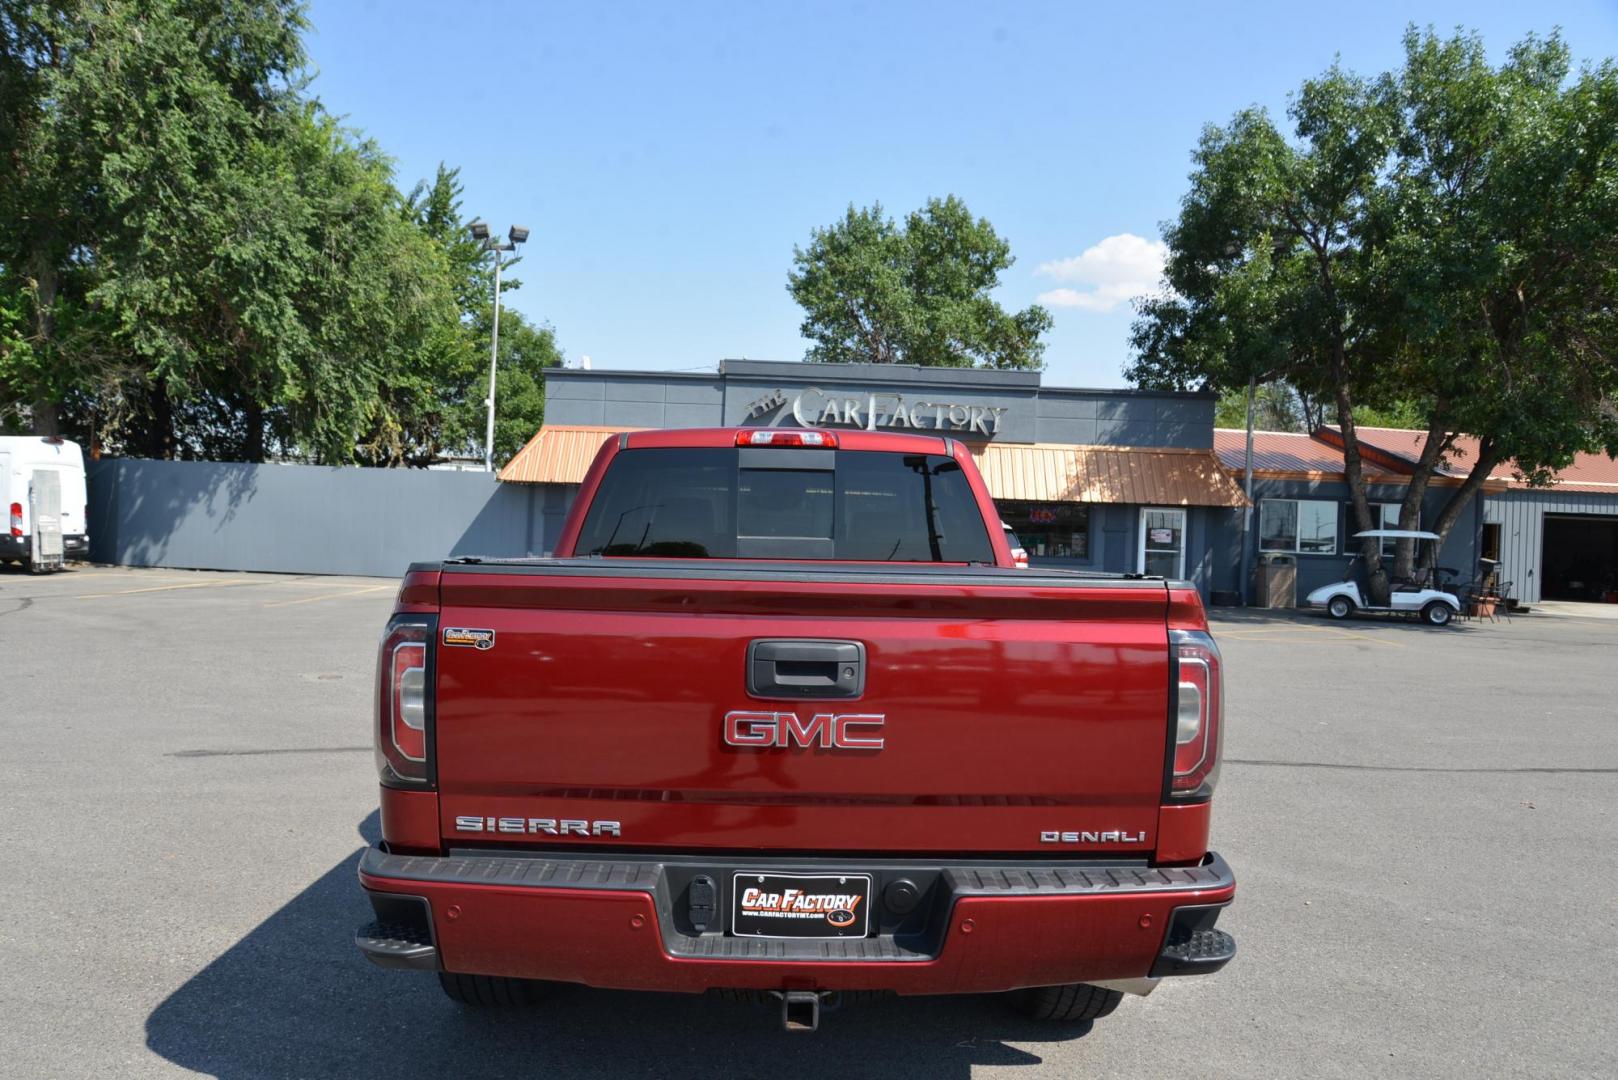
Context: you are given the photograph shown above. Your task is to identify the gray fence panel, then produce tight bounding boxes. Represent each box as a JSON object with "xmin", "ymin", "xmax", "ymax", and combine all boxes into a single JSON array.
[{"xmin": 87, "ymin": 458, "xmax": 575, "ymax": 578}]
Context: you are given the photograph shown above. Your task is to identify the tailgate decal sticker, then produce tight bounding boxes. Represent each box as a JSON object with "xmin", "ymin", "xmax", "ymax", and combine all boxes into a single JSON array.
[{"xmin": 442, "ymin": 627, "xmax": 496, "ymax": 650}]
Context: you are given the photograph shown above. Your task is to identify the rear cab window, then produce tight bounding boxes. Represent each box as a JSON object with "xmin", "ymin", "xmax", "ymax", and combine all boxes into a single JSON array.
[{"xmin": 574, "ymin": 447, "xmax": 993, "ymax": 563}]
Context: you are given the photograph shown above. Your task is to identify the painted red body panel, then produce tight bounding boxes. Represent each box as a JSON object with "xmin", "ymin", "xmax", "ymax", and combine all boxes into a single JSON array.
[
  {"xmin": 433, "ymin": 570, "xmax": 1172, "ymax": 854},
  {"xmin": 394, "ymin": 568, "xmax": 440, "ymax": 614},
  {"xmin": 1154, "ymin": 801, "xmax": 1212, "ymax": 865},
  {"xmin": 1166, "ymin": 586, "xmax": 1210, "ymax": 632},
  {"xmin": 359, "ymin": 869, "xmax": 1235, "ymax": 994},
  {"xmin": 379, "ymin": 786, "xmax": 440, "ymax": 854}
]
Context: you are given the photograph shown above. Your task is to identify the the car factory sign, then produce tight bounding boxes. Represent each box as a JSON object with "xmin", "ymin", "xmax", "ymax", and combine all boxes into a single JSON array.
[{"xmin": 746, "ymin": 387, "xmax": 1010, "ymax": 436}]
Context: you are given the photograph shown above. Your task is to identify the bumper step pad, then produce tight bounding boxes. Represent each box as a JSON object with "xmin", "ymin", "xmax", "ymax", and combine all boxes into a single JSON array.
[
  {"xmin": 1151, "ymin": 925, "xmax": 1236, "ymax": 977},
  {"xmin": 356, "ymin": 919, "xmax": 439, "ymax": 971}
]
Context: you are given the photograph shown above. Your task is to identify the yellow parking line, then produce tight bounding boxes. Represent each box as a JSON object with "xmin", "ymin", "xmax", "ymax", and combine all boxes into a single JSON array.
[
  {"xmin": 1328, "ymin": 627, "xmax": 1403, "ymax": 648},
  {"xmin": 1217, "ymin": 624, "xmax": 1402, "ymax": 647},
  {"xmin": 64, "ymin": 575, "xmax": 196, "ymax": 586},
  {"xmin": 264, "ymin": 584, "xmax": 394, "ymax": 608},
  {"xmin": 76, "ymin": 579, "xmax": 250, "ymax": 599},
  {"xmin": 1214, "ymin": 625, "xmax": 1343, "ymax": 638}
]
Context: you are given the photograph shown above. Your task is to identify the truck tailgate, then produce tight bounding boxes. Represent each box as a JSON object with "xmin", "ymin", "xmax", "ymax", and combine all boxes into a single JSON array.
[{"xmin": 433, "ymin": 563, "xmax": 1171, "ymax": 855}]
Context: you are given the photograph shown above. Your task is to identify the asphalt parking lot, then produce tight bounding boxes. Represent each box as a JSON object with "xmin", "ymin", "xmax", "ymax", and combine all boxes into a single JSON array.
[{"xmin": 2, "ymin": 566, "xmax": 1615, "ymax": 1079}]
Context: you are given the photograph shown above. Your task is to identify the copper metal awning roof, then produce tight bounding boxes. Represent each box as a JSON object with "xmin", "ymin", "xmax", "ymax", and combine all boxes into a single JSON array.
[
  {"xmin": 497, "ymin": 425, "xmax": 640, "ymax": 484},
  {"xmin": 968, "ymin": 443, "xmax": 1248, "ymax": 507},
  {"xmin": 500, "ymin": 425, "xmax": 1248, "ymax": 507}
]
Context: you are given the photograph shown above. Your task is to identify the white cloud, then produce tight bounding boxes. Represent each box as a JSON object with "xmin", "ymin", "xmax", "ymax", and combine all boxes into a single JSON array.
[{"xmin": 1035, "ymin": 233, "xmax": 1167, "ymax": 313}]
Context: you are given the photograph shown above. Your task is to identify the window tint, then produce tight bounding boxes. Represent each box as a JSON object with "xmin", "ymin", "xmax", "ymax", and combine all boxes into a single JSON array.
[
  {"xmin": 573, "ymin": 447, "xmax": 993, "ymax": 563},
  {"xmin": 836, "ymin": 452, "xmax": 992, "ymax": 562},
  {"xmin": 738, "ymin": 469, "xmax": 833, "ymax": 539},
  {"xmin": 575, "ymin": 448, "xmax": 737, "ymax": 558}
]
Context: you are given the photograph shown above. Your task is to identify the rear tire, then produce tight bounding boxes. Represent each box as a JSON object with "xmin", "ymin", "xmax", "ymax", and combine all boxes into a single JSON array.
[
  {"xmin": 1421, "ymin": 600, "xmax": 1454, "ymax": 627},
  {"xmin": 1011, "ymin": 982, "xmax": 1125, "ymax": 1022},
  {"xmin": 1326, "ymin": 595, "xmax": 1354, "ymax": 619},
  {"xmin": 436, "ymin": 971, "xmax": 547, "ymax": 1007}
]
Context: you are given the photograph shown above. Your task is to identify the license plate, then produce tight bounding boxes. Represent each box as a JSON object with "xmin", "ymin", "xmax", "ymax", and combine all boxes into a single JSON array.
[{"xmin": 731, "ymin": 872, "xmax": 872, "ymax": 939}]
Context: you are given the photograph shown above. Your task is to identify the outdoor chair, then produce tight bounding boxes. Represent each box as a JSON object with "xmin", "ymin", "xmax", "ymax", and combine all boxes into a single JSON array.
[
  {"xmin": 1493, "ymin": 581, "xmax": 1514, "ymax": 623},
  {"xmin": 1468, "ymin": 583, "xmax": 1501, "ymax": 622},
  {"xmin": 1452, "ymin": 583, "xmax": 1477, "ymax": 622}
]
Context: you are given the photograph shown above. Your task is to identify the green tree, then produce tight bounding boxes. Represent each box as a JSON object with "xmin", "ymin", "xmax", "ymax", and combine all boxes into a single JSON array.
[
  {"xmin": 1213, "ymin": 382, "xmax": 1423, "ymax": 432},
  {"xmin": 475, "ymin": 307, "xmax": 564, "ymax": 465},
  {"xmin": 2, "ymin": 3, "xmax": 548, "ymax": 465},
  {"xmin": 1131, "ymin": 28, "xmax": 1618, "ymax": 601},
  {"xmin": 2, "ymin": 0, "xmax": 137, "ymax": 437},
  {"xmin": 74, "ymin": 7, "xmax": 465, "ymax": 464},
  {"xmin": 357, "ymin": 165, "xmax": 561, "ymax": 467},
  {"xmin": 1214, "ymin": 382, "xmax": 1306, "ymax": 432},
  {"xmin": 2, "ymin": 0, "xmax": 314, "ymax": 450},
  {"xmin": 788, "ymin": 196, "xmax": 1052, "ymax": 369}
]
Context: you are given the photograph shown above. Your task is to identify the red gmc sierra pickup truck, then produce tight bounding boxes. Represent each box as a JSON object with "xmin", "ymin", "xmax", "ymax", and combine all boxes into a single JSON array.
[{"xmin": 356, "ymin": 427, "xmax": 1235, "ymax": 1032}]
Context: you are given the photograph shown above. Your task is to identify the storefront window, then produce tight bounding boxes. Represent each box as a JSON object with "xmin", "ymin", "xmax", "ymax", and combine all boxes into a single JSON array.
[
  {"xmin": 1352, "ymin": 502, "xmax": 1405, "ymax": 556},
  {"xmin": 1260, "ymin": 499, "xmax": 1339, "ymax": 555},
  {"xmin": 997, "ymin": 501, "xmax": 1090, "ymax": 559}
]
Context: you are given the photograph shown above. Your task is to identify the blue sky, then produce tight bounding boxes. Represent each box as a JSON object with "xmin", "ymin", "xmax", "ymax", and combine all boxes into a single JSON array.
[{"xmin": 305, "ymin": 1, "xmax": 1618, "ymax": 387}]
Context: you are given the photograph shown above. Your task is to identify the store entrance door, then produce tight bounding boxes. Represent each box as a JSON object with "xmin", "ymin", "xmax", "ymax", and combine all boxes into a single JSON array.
[{"xmin": 1139, "ymin": 507, "xmax": 1186, "ymax": 579}]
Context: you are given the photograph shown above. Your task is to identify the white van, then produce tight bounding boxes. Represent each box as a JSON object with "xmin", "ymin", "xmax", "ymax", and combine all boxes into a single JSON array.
[{"xmin": 0, "ymin": 436, "xmax": 90, "ymax": 569}]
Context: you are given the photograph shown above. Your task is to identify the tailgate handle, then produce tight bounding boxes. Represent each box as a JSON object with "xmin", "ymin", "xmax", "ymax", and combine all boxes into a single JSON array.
[{"xmin": 748, "ymin": 640, "xmax": 865, "ymax": 700}]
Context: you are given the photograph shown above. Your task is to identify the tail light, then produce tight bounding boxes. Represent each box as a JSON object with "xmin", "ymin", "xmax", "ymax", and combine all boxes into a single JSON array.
[
  {"xmin": 376, "ymin": 616, "xmax": 434, "ymax": 787},
  {"xmin": 9, "ymin": 502, "xmax": 21, "ymax": 536},
  {"xmin": 1168, "ymin": 629, "xmax": 1222, "ymax": 799},
  {"xmin": 735, "ymin": 429, "xmax": 838, "ymax": 448}
]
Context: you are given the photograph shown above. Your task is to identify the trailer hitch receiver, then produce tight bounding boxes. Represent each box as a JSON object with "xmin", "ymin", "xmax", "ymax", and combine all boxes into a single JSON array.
[{"xmin": 771, "ymin": 990, "xmax": 829, "ymax": 1032}]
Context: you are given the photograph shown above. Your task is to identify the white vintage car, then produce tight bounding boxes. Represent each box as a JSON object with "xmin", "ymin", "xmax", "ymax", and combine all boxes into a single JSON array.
[{"xmin": 1305, "ymin": 530, "xmax": 1463, "ymax": 627}]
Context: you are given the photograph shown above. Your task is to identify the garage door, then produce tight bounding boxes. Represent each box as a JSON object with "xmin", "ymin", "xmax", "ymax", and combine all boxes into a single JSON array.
[{"xmin": 1540, "ymin": 514, "xmax": 1618, "ymax": 602}]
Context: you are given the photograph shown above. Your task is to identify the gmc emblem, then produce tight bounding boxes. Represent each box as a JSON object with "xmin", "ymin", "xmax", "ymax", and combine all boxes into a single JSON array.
[{"xmin": 723, "ymin": 709, "xmax": 885, "ymax": 750}]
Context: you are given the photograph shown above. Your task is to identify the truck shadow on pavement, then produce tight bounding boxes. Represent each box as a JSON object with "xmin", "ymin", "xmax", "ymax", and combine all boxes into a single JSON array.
[{"xmin": 145, "ymin": 813, "xmax": 1091, "ymax": 1080}]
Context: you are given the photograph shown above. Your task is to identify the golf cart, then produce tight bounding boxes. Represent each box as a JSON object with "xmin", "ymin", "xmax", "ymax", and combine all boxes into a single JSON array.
[{"xmin": 1304, "ymin": 530, "xmax": 1463, "ymax": 627}]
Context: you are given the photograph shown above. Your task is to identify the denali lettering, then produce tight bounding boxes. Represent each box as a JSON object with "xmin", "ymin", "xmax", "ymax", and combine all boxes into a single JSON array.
[
  {"xmin": 454, "ymin": 815, "xmax": 622, "ymax": 837},
  {"xmin": 723, "ymin": 709, "xmax": 885, "ymax": 750},
  {"xmin": 1040, "ymin": 829, "xmax": 1150, "ymax": 844}
]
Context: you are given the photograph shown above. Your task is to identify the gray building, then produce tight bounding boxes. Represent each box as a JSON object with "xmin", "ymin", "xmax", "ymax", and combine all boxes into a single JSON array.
[
  {"xmin": 502, "ymin": 359, "xmax": 1249, "ymax": 598},
  {"xmin": 1303, "ymin": 427, "xmax": 1618, "ymax": 606},
  {"xmin": 1213, "ymin": 426, "xmax": 1618, "ymax": 609},
  {"xmin": 1212, "ymin": 429, "xmax": 1487, "ymax": 605},
  {"xmin": 1484, "ymin": 488, "xmax": 1618, "ymax": 605}
]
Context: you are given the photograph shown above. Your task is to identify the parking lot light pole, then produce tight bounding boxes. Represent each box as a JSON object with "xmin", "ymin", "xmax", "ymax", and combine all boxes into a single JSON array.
[
  {"xmin": 469, "ymin": 221, "xmax": 530, "ymax": 472},
  {"xmin": 1239, "ymin": 376, "xmax": 1256, "ymax": 606}
]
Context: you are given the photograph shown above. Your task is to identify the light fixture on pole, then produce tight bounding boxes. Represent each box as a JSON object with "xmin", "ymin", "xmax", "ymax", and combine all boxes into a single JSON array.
[{"xmin": 469, "ymin": 221, "xmax": 529, "ymax": 472}]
